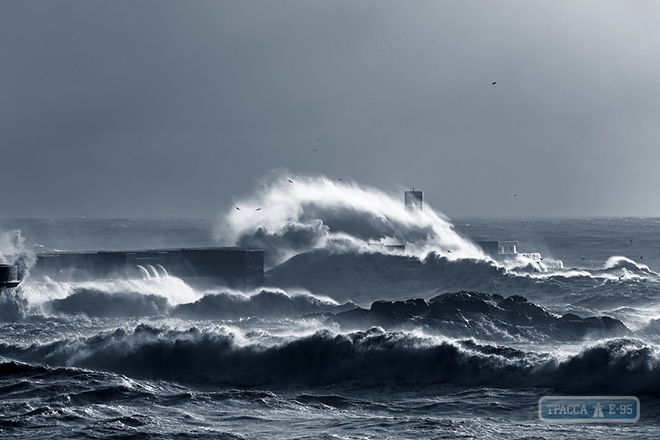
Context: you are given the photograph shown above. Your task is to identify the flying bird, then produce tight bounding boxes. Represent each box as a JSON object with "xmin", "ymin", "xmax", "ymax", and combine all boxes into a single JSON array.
[
  {"xmin": 446, "ymin": 249, "xmax": 452, "ymax": 253},
  {"xmin": 312, "ymin": 149, "xmax": 318, "ymax": 152},
  {"xmin": 513, "ymin": 194, "xmax": 517, "ymax": 197},
  {"xmin": 629, "ymin": 239, "xmax": 633, "ymax": 245},
  {"xmin": 255, "ymin": 208, "xmax": 261, "ymax": 211},
  {"xmin": 492, "ymin": 81, "xmax": 496, "ymax": 85},
  {"xmin": 235, "ymin": 207, "xmax": 241, "ymax": 211},
  {"xmin": 315, "ymin": 139, "xmax": 321, "ymax": 142},
  {"xmin": 288, "ymin": 179, "xmax": 293, "ymax": 183}
]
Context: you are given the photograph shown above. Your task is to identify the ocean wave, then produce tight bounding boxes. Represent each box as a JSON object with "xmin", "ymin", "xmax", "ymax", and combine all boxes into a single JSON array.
[
  {"xmin": 17, "ymin": 279, "xmax": 649, "ymax": 343},
  {"xmin": 1, "ymin": 325, "xmax": 658, "ymax": 394},
  {"xmin": 46, "ymin": 288, "xmax": 170, "ymax": 318},
  {"xmin": 265, "ymin": 249, "xmax": 509, "ymax": 303},
  {"xmin": 264, "ymin": 246, "xmax": 660, "ymax": 310},
  {"xmin": 172, "ymin": 288, "xmax": 354, "ymax": 320},
  {"xmin": 37, "ymin": 285, "xmax": 353, "ymax": 320},
  {"xmin": 537, "ymin": 338, "xmax": 660, "ymax": 394}
]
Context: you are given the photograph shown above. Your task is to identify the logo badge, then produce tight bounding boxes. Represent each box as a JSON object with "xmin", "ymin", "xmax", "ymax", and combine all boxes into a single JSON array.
[{"xmin": 539, "ymin": 396, "xmax": 639, "ymax": 423}]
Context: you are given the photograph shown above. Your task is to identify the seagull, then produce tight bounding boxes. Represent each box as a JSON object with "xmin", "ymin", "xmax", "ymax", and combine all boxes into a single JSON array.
[
  {"xmin": 288, "ymin": 179, "xmax": 293, "ymax": 183},
  {"xmin": 235, "ymin": 207, "xmax": 241, "ymax": 211},
  {"xmin": 338, "ymin": 178, "xmax": 342, "ymax": 181},
  {"xmin": 446, "ymin": 249, "xmax": 452, "ymax": 253},
  {"xmin": 629, "ymin": 239, "xmax": 633, "ymax": 245},
  {"xmin": 315, "ymin": 139, "xmax": 321, "ymax": 142},
  {"xmin": 513, "ymin": 194, "xmax": 517, "ymax": 197},
  {"xmin": 312, "ymin": 149, "xmax": 318, "ymax": 152},
  {"xmin": 492, "ymin": 81, "xmax": 497, "ymax": 85},
  {"xmin": 255, "ymin": 208, "xmax": 261, "ymax": 211},
  {"xmin": 640, "ymin": 256, "xmax": 644, "ymax": 260}
]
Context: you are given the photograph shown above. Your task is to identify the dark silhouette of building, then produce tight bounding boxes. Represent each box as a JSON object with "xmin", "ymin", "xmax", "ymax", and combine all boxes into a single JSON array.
[
  {"xmin": 0, "ymin": 264, "xmax": 20, "ymax": 288},
  {"xmin": 404, "ymin": 190, "xmax": 423, "ymax": 211}
]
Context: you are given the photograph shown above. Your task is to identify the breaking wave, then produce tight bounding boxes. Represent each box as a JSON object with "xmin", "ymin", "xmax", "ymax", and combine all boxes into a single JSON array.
[
  {"xmin": 1, "ymin": 325, "xmax": 658, "ymax": 394},
  {"xmin": 211, "ymin": 172, "xmax": 660, "ymax": 315},
  {"xmin": 173, "ymin": 288, "xmax": 353, "ymax": 320},
  {"xmin": 21, "ymin": 280, "xmax": 351, "ymax": 320},
  {"xmin": 215, "ymin": 170, "xmax": 485, "ymax": 268},
  {"xmin": 46, "ymin": 288, "xmax": 170, "ymax": 318}
]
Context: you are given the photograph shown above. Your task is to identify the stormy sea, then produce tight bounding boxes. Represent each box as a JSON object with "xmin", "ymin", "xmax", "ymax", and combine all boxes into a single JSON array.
[{"xmin": 1, "ymin": 175, "xmax": 660, "ymax": 439}]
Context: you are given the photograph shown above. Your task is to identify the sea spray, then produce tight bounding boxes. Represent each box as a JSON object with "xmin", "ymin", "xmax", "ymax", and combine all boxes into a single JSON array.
[
  {"xmin": 216, "ymin": 171, "xmax": 485, "ymax": 267},
  {"xmin": 0, "ymin": 230, "xmax": 36, "ymax": 281}
]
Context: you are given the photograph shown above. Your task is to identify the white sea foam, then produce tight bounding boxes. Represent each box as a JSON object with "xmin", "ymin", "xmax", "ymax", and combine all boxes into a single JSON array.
[{"xmin": 215, "ymin": 170, "xmax": 486, "ymax": 267}]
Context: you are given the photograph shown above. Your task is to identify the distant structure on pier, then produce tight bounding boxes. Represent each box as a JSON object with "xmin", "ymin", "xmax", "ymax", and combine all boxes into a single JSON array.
[
  {"xmin": 475, "ymin": 241, "xmax": 518, "ymax": 258},
  {"xmin": 404, "ymin": 190, "xmax": 423, "ymax": 211}
]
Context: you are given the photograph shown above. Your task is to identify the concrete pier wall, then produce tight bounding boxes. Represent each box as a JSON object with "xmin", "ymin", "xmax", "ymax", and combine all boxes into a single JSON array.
[{"xmin": 33, "ymin": 247, "xmax": 264, "ymax": 286}]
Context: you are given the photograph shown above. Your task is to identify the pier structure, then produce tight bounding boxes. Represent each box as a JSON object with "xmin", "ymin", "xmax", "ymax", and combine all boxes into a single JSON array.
[
  {"xmin": 33, "ymin": 247, "xmax": 264, "ymax": 286},
  {"xmin": 0, "ymin": 264, "xmax": 20, "ymax": 289},
  {"xmin": 475, "ymin": 241, "xmax": 518, "ymax": 258}
]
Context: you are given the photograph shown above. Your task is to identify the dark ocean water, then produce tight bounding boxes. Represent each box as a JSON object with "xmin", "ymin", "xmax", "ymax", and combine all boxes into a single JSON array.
[{"xmin": 1, "ymin": 213, "xmax": 660, "ymax": 439}]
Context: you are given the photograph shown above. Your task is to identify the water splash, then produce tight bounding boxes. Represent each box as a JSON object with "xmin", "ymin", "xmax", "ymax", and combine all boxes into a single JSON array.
[
  {"xmin": 137, "ymin": 265, "xmax": 151, "ymax": 279},
  {"xmin": 216, "ymin": 171, "xmax": 485, "ymax": 267},
  {"xmin": 0, "ymin": 230, "xmax": 36, "ymax": 280},
  {"xmin": 156, "ymin": 264, "xmax": 169, "ymax": 277}
]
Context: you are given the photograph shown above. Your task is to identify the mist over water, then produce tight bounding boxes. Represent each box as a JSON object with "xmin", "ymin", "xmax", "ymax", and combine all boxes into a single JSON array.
[{"xmin": 2, "ymin": 176, "xmax": 660, "ymax": 438}]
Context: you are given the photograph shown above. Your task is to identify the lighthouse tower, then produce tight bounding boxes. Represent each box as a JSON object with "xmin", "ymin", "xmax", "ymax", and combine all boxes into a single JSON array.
[{"xmin": 404, "ymin": 189, "xmax": 423, "ymax": 211}]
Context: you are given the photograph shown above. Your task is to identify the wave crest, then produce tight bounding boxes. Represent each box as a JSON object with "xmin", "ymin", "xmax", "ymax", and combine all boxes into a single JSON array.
[{"xmin": 2, "ymin": 325, "xmax": 658, "ymax": 394}]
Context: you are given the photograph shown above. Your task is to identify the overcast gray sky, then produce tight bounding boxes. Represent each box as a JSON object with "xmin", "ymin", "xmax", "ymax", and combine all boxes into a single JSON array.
[{"xmin": 2, "ymin": 0, "xmax": 659, "ymax": 219}]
